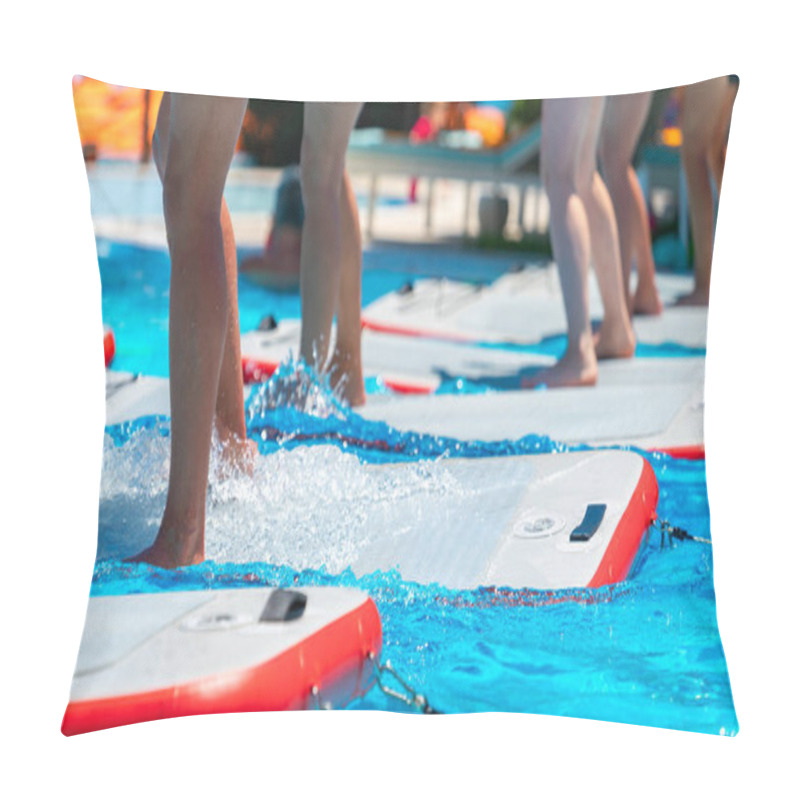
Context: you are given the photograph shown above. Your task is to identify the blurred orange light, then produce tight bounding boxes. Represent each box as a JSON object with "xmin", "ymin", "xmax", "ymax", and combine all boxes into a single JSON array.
[
  {"xmin": 661, "ymin": 126, "xmax": 682, "ymax": 148},
  {"xmin": 72, "ymin": 76, "xmax": 163, "ymax": 159}
]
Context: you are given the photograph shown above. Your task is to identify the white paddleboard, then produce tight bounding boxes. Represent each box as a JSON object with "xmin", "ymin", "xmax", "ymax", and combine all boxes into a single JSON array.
[
  {"xmin": 362, "ymin": 264, "xmax": 708, "ymax": 350},
  {"xmin": 62, "ymin": 586, "xmax": 381, "ymax": 735},
  {"xmin": 360, "ymin": 385, "xmax": 704, "ymax": 457},
  {"xmin": 348, "ymin": 450, "xmax": 658, "ymax": 591},
  {"xmin": 103, "ymin": 368, "xmax": 703, "ymax": 456},
  {"xmin": 241, "ymin": 321, "xmax": 705, "ymax": 395},
  {"xmin": 98, "ymin": 398, "xmax": 659, "ymax": 593}
]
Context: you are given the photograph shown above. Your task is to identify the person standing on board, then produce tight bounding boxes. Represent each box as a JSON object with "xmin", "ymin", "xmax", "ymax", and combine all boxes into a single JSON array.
[
  {"xmin": 599, "ymin": 91, "xmax": 663, "ymax": 316},
  {"xmin": 132, "ymin": 91, "xmax": 255, "ymax": 569},
  {"xmin": 676, "ymin": 76, "xmax": 738, "ymax": 306},
  {"xmin": 133, "ymin": 97, "xmax": 367, "ymax": 568},
  {"xmin": 298, "ymin": 102, "xmax": 366, "ymax": 407},
  {"xmin": 528, "ymin": 96, "xmax": 635, "ymax": 389}
]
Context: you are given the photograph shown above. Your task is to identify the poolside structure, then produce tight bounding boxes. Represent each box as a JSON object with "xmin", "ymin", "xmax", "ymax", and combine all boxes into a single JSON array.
[{"xmin": 346, "ymin": 123, "xmax": 544, "ymax": 240}]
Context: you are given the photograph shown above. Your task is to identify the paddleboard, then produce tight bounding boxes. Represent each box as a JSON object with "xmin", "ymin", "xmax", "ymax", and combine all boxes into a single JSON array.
[
  {"xmin": 360, "ymin": 385, "xmax": 704, "ymax": 458},
  {"xmin": 240, "ymin": 321, "xmax": 705, "ymax": 395},
  {"xmin": 103, "ymin": 369, "xmax": 703, "ymax": 456},
  {"xmin": 362, "ymin": 264, "xmax": 708, "ymax": 350},
  {"xmin": 347, "ymin": 450, "xmax": 658, "ymax": 591},
  {"xmin": 62, "ymin": 586, "xmax": 381, "ymax": 735}
]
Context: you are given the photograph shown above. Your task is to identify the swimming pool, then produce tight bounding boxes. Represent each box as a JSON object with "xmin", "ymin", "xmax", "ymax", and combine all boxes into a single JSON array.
[
  {"xmin": 99, "ymin": 239, "xmax": 703, "ymax": 382},
  {"xmin": 91, "ymin": 238, "xmax": 735, "ymax": 734},
  {"xmin": 86, "ymin": 162, "xmax": 408, "ymax": 220},
  {"xmin": 94, "ymin": 383, "xmax": 735, "ymax": 733}
]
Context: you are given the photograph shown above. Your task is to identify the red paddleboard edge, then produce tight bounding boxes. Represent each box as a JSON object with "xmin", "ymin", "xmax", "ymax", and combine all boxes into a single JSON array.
[
  {"xmin": 61, "ymin": 595, "xmax": 382, "ymax": 736},
  {"xmin": 587, "ymin": 458, "xmax": 659, "ymax": 588}
]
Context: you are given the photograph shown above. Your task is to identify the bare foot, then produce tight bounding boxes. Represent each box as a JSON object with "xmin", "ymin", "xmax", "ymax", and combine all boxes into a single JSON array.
[
  {"xmin": 594, "ymin": 318, "xmax": 636, "ymax": 360},
  {"xmin": 632, "ymin": 280, "xmax": 663, "ymax": 316},
  {"xmin": 328, "ymin": 348, "xmax": 366, "ymax": 407},
  {"xmin": 522, "ymin": 341, "xmax": 598, "ymax": 389},
  {"xmin": 128, "ymin": 525, "xmax": 204, "ymax": 569},
  {"xmin": 217, "ymin": 427, "xmax": 259, "ymax": 476},
  {"xmin": 674, "ymin": 288, "xmax": 710, "ymax": 307}
]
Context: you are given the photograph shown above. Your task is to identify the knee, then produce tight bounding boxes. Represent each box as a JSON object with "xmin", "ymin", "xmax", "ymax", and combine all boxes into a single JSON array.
[
  {"xmin": 542, "ymin": 160, "xmax": 571, "ymax": 201},
  {"xmin": 300, "ymin": 138, "xmax": 345, "ymax": 209},
  {"xmin": 161, "ymin": 168, "xmax": 220, "ymax": 234},
  {"xmin": 543, "ymin": 160, "xmax": 591, "ymax": 205},
  {"xmin": 598, "ymin": 145, "xmax": 627, "ymax": 190}
]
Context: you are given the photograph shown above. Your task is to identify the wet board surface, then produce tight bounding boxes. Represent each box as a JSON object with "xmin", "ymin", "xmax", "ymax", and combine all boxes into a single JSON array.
[
  {"xmin": 242, "ymin": 322, "xmax": 551, "ymax": 393},
  {"xmin": 360, "ymin": 384, "xmax": 704, "ymax": 452},
  {"xmin": 349, "ymin": 450, "xmax": 657, "ymax": 591},
  {"xmin": 362, "ymin": 265, "xmax": 708, "ymax": 350},
  {"xmin": 105, "ymin": 371, "xmax": 170, "ymax": 423},
  {"xmin": 101, "ymin": 377, "xmax": 659, "ymax": 589},
  {"xmin": 104, "ymin": 368, "xmax": 703, "ymax": 452},
  {"xmin": 240, "ymin": 322, "xmax": 705, "ymax": 394},
  {"xmin": 63, "ymin": 587, "xmax": 381, "ymax": 734}
]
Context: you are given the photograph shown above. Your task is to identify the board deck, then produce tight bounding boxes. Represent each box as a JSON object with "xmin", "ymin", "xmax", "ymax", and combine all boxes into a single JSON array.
[
  {"xmin": 99, "ymin": 399, "xmax": 659, "ymax": 593},
  {"xmin": 104, "ymin": 368, "xmax": 703, "ymax": 455},
  {"xmin": 240, "ymin": 320, "xmax": 705, "ymax": 395},
  {"xmin": 362, "ymin": 265, "xmax": 708, "ymax": 350},
  {"xmin": 347, "ymin": 450, "xmax": 657, "ymax": 591},
  {"xmin": 360, "ymin": 384, "xmax": 704, "ymax": 455},
  {"xmin": 62, "ymin": 587, "xmax": 381, "ymax": 735}
]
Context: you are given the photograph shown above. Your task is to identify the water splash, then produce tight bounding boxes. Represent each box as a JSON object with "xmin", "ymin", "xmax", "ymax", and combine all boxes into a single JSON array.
[
  {"xmin": 247, "ymin": 355, "xmax": 348, "ymax": 422},
  {"xmin": 98, "ymin": 420, "xmax": 468, "ymax": 572}
]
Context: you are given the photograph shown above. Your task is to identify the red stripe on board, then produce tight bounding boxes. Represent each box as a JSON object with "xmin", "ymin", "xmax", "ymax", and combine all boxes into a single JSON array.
[
  {"xmin": 242, "ymin": 357, "xmax": 702, "ymax": 455},
  {"xmin": 652, "ymin": 444, "xmax": 705, "ymax": 460},
  {"xmin": 587, "ymin": 458, "xmax": 659, "ymax": 589},
  {"xmin": 382, "ymin": 379, "xmax": 435, "ymax": 395},
  {"xmin": 242, "ymin": 358, "xmax": 436, "ymax": 396},
  {"xmin": 61, "ymin": 597, "xmax": 382, "ymax": 736},
  {"xmin": 362, "ymin": 317, "xmax": 476, "ymax": 343}
]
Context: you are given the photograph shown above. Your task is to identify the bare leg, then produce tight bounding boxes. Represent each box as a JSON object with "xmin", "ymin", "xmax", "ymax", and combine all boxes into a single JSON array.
[
  {"xmin": 600, "ymin": 92, "xmax": 662, "ymax": 315},
  {"xmin": 216, "ymin": 199, "xmax": 258, "ymax": 470},
  {"xmin": 299, "ymin": 102, "xmax": 365, "ymax": 404},
  {"xmin": 581, "ymin": 139, "xmax": 636, "ymax": 361},
  {"xmin": 530, "ymin": 97, "xmax": 600, "ymax": 388},
  {"xmin": 152, "ymin": 93, "xmax": 254, "ymax": 470},
  {"xmin": 134, "ymin": 92, "xmax": 247, "ymax": 568},
  {"xmin": 710, "ymin": 78, "xmax": 738, "ymax": 190},
  {"xmin": 678, "ymin": 77, "xmax": 732, "ymax": 306},
  {"xmin": 328, "ymin": 173, "xmax": 366, "ymax": 406}
]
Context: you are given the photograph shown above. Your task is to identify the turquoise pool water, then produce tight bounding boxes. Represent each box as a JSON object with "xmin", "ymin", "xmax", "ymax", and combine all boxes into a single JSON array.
[
  {"xmin": 98, "ymin": 239, "xmax": 704, "ymax": 382},
  {"xmin": 91, "ymin": 239, "xmax": 734, "ymax": 734},
  {"xmin": 94, "ymin": 379, "xmax": 736, "ymax": 734}
]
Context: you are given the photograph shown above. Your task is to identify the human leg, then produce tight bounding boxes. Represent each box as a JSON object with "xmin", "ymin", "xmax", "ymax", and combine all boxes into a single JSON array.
[
  {"xmin": 299, "ymin": 102, "xmax": 364, "ymax": 401},
  {"xmin": 710, "ymin": 77, "xmax": 738, "ymax": 190},
  {"xmin": 215, "ymin": 197, "xmax": 258, "ymax": 470},
  {"xmin": 599, "ymin": 92, "xmax": 662, "ymax": 315},
  {"xmin": 578, "ymin": 98, "xmax": 636, "ymax": 360},
  {"xmin": 328, "ymin": 171, "xmax": 366, "ymax": 406},
  {"xmin": 135, "ymin": 92, "xmax": 247, "ymax": 568},
  {"xmin": 530, "ymin": 97, "xmax": 599, "ymax": 388},
  {"xmin": 678, "ymin": 77, "xmax": 730, "ymax": 306},
  {"xmin": 153, "ymin": 93, "xmax": 253, "ymax": 470}
]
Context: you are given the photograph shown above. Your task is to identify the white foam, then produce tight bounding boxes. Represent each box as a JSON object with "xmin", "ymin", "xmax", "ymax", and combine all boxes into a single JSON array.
[{"xmin": 97, "ymin": 429, "xmax": 465, "ymax": 572}]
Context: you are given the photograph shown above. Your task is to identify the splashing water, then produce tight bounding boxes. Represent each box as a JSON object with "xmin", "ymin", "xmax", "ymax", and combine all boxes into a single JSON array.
[
  {"xmin": 91, "ymin": 356, "xmax": 736, "ymax": 734},
  {"xmin": 99, "ymin": 360, "xmax": 469, "ymax": 571},
  {"xmin": 247, "ymin": 355, "xmax": 349, "ymax": 422}
]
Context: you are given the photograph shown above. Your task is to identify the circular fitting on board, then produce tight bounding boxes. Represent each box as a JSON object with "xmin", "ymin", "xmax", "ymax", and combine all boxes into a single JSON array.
[
  {"xmin": 513, "ymin": 512, "xmax": 566, "ymax": 539},
  {"xmin": 180, "ymin": 612, "xmax": 251, "ymax": 632}
]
